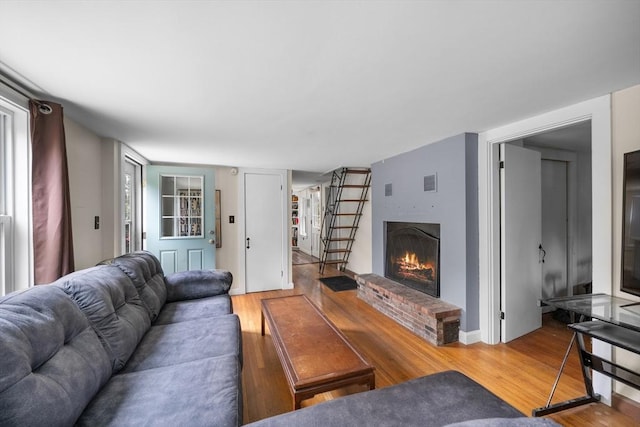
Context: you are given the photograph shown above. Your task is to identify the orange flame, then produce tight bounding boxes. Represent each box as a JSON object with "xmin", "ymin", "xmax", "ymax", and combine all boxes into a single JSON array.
[{"xmin": 399, "ymin": 251, "xmax": 432, "ymax": 271}]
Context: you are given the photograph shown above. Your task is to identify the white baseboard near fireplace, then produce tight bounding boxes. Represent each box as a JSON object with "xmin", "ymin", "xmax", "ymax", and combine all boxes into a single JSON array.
[{"xmin": 458, "ymin": 329, "xmax": 481, "ymax": 345}]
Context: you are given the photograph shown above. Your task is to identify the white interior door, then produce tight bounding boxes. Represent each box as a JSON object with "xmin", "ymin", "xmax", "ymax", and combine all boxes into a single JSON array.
[
  {"xmin": 310, "ymin": 189, "xmax": 321, "ymax": 258},
  {"xmin": 541, "ymin": 160, "xmax": 568, "ymax": 302},
  {"xmin": 245, "ymin": 172, "xmax": 284, "ymax": 292},
  {"xmin": 146, "ymin": 165, "xmax": 216, "ymax": 273},
  {"xmin": 501, "ymin": 144, "xmax": 542, "ymax": 342}
]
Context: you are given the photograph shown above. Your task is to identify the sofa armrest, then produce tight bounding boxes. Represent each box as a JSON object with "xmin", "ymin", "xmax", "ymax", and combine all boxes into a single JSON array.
[{"xmin": 165, "ymin": 270, "xmax": 233, "ymax": 302}]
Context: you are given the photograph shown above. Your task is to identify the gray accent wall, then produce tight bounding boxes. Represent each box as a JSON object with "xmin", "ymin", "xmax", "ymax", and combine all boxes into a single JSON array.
[{"xmin": 371, "ymin": 133, "xmax": 479, "ymax": 332}]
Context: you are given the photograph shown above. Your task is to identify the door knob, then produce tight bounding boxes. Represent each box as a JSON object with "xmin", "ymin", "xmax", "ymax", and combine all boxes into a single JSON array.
[{"xmin": 208, "ymin": 239, "xmax": 215, "ymax": 245}]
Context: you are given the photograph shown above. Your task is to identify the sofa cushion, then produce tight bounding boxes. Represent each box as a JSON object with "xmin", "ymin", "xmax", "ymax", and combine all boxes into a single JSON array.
[
  {"xmin": 0, "ymin": 285, "xmax": 112, "ymax": 427},
  {"xmin": 165, "ymin": 269, "xmax": 233, "ymax": 302},
  {"xmin": 54, "ymin": 265, "xmax": 151, "ymax": 372},
  {"xmin": 77, "ymin": 355, "xmax": 242, "ymax": 427},
  {"xmin": 100, "ymin": 250, "xmax": 167, "ymax": 321},
  {"xmin": 154, "ymin": 294, "xmax": 232, "ymax": 325},
  {"xmin": 121, "ymin": 314, "xmax": 242, "ymax": 372},
  {"xmin": 444, "ymin": 419, "xmax": 560, "ymax": 426},
  {"xmin": 244, "ymin": 371, "xmax": 524, "ymax": 427}
]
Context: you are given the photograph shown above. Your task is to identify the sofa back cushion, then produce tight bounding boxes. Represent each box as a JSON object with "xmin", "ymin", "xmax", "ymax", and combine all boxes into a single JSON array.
[
  {"xmin": 0, "ymin": 285, "xmax": 112, "ymax": 426},
  {"xmin": 100, "ymin": 251, "xmax": 167, "ymax": 321},
  {"xmin": 54, "ymin": 265, "xmax": 151, "ymax": 372}
]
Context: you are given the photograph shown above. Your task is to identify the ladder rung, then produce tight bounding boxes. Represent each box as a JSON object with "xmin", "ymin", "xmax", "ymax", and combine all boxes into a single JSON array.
[
  {"xmin": 336, "ymin": 213, "xmax": 360, "ymax": 216},
  {"xmin": 344, "ymin": 169, "xmax": 370, "ymax": 174},
  {"xmin": 333, "ymin": 226, "xmax": 357, "ymax": 229},
  {"xmin": 324, "ymin": 260, "xmax": 346, "ymax": 264},
  {"xmin": 326, "ymin": 249, "xmax": 351, "ymax": 253},
  {"xmin": 339, "ymin": 199, "xmax": 368, "ymax": 202},
  {"xmin": 341, "ymin": 185, "xmax": 369, "ymax": 188},
  {"xmin": 326, "ymin": 238, "xmax": 354, "ymax": 242}
]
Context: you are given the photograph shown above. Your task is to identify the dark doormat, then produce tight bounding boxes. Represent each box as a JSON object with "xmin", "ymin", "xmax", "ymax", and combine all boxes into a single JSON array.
[{"xmin": 319, "ymin": 276, "xmax": 358, "ymax": 292}]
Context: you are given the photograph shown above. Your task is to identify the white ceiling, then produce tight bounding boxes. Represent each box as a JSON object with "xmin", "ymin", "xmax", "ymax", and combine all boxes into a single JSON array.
[
  {"xmin": 0, "ymin": 1, "xmax": 639, "ymax": 184},
  {"xmin": 523, "ymin": 120, "xmax": 592, "ymax": 153}
]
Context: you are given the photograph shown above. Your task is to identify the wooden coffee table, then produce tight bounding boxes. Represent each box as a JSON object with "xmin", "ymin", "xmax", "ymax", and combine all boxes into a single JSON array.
[{"xmin": 261, "ymin": 294, "xmax": 375, "ymax": 409}]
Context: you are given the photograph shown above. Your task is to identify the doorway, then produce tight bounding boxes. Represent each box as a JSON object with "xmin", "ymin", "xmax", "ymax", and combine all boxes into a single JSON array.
[
  {"xmin": 145, "ymin": 164, "xmax": 217, "ymax": 273},
  {"xmin": 499, "ymin": 122, "xmax": 592, "ymax": 342},
  {"xmin": 523, "ymin": 122, "xmax": 593, "ymax": 302},
  {"xmin": 242, "ymin": 169, "xmax": 288, "ymax": 293},
  {"xmin": 479, "ymin": 95, "xmax": 612, "ymax": 402}
]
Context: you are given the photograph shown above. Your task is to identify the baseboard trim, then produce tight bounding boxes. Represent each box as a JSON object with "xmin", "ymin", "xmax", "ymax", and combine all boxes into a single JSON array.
[
  {"xmin": 612, "ymin": 392, "xmax": 640, "ymax": 422},
  {"xmin": 459, "ymin": 329, "xmax": 481, "ymax": 345},
  {"xmin": 344, "ymin": 268, "xmax": 357, "ymax": 279}
]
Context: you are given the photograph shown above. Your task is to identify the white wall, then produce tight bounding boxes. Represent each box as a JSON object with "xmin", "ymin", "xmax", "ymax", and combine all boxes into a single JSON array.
[
  {"xmin": 346, "ymin": 195, "xmax": 372, "ymax": 274},
  {"xmin": 612, "ymin": 84, "xmax": 640, "ymax": 402},
  {"xmin": 65, "ymin": 117, "xmax": 105, "ymax": 269},
  {"xmin": 214, "ymin": 166, "xmax": 241, "ymax": 292},
  {"xmin": 100, "ymin": 139, "xmax": 120, "ymax": 260}
]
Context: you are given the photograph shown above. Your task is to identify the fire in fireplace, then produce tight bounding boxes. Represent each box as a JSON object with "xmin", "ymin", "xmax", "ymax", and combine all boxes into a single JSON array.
[{"xmin": 385, "ymin": 222, "xmax": 440, "ymax": 297}]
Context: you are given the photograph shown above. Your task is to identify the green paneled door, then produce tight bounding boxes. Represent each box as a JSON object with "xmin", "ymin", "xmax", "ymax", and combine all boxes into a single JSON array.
[{"xmin": 146, "ymin": 165, "xmax": 216, "ymax": 273}]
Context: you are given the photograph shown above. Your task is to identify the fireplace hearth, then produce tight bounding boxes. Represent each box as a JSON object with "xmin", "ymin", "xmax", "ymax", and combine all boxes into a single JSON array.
[{"xmin": 385, "ymin": 222, "xmax": 440, "ymax": 297}]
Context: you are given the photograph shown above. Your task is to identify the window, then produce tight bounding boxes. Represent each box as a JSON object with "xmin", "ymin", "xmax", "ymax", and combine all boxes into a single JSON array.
[
  {"xmin": 1, "ymin": 111, "xmax": 10, "ymax": 294},
  {"xmin": 118, "ymin": 143, "xmax": 147, "ymax": 256},
  {"xmin": 160, "ymin": 175, "xmax": 203, "ymax": 238},
  {"xmin": 123, "ymin": 156, "xmax": 143, "ymax": 253},
  {"xmin": 0, "ymin": 86, "xmax": 31, "ymax": 295}
]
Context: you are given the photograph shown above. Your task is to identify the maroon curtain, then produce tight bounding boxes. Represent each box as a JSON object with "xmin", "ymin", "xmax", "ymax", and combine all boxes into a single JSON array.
[{"xmin": 29, "ymin": 100, "xmax": 74, "ymax": 284}]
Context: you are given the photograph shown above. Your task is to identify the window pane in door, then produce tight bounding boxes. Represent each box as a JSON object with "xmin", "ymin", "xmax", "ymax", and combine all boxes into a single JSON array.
[{"xmin": 160, "ymin": 174, "xmax": 203, "ymax": 238}]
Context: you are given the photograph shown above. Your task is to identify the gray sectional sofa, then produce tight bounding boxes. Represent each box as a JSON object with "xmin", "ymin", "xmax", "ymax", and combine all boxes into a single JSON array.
[
  {"xmin": 0, "ymin": 250, "xmax": 559, "ymax": 427},
  {"xmin": 245, "ymin": 370, "xmax": 560, "ymax": 427},
  {"xmin": 0, "ymin": 251, "xmax": 242, "ymax": 427}
]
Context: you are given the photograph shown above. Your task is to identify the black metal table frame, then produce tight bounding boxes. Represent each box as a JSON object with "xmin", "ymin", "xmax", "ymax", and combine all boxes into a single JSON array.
[{"xmin": 532, "ymin": 293, "xmax": 640, "ymax": 417}]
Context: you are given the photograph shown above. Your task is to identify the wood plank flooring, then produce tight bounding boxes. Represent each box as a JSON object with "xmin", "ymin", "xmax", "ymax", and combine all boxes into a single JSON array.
[{"xmin": 233, "ymin": 252, "xmax": 638, "ymax": 426}]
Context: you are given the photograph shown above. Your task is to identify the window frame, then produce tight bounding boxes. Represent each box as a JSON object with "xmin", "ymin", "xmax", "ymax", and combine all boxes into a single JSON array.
[
  {"xmin": 0, "ymin": 83, "xmax": 32, "ymax": 295},
  {"xmin": 118, "ymin": 144, "xmax": 147, "ymax": 255}
]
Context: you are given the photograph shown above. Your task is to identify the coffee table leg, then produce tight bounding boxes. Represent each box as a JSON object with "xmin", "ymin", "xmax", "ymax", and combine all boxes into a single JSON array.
[{"xmin": 294, "ymin": 394, "xmax": 302, "ymax": 410}]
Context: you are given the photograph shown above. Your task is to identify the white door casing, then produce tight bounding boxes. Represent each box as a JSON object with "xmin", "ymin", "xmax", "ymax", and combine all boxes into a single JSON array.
[
  {"xmin": 500, "ymin": 144, "xmax": 542, "ymax": 342},
  {"xmin": 478, "ymin": 94, "xmax": 612, "ymax": 403}
]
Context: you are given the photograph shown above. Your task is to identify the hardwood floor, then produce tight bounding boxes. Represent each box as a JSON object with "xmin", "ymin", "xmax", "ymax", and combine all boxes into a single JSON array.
[{"xmin": 233, "ymin": 252, "xmax": 637, "ymax": 426}]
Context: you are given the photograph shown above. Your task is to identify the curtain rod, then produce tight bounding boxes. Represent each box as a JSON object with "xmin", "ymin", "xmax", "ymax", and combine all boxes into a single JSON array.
[
  {"xmin": 0, "ymin": 71, "xmax": 53, "ymax": 113},
  {"xmin": 0, "ymin": 72, "xmax": 37, "ymax": 99}
]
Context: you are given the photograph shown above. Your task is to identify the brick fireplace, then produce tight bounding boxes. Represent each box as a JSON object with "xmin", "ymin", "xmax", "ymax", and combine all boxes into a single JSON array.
[
  {"xmin": 357, "ymin": 221, "xmax": 460, "ymax": 345},
  {"xmin": 356, "ymin": 273, "xmax": 460, "ymax": 345}
]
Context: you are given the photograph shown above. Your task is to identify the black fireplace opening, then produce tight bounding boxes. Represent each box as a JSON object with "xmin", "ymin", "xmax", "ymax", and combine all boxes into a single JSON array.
[{"xmin": 385, "ymin": 222, "xmax": 440, "ymax": 297}]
